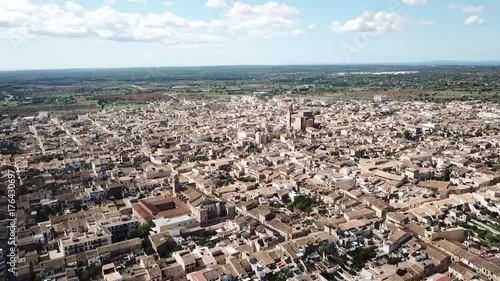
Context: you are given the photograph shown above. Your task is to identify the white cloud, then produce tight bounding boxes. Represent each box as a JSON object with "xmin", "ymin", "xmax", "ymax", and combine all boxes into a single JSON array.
[
  {"xmin": 307, "ymin": 24, "xmax": 316, "ymax": 30},
  {"xmin": 330, "ymin": 12, "xmax": 409, "ymax": 35},
  {"xmin": 462, "ymin": 5, "xmax": 483, "ymax": 13},
  {"xmin": 104, "ymin": 0, "xmax": 115, "ymax": 6},
  {"xmin": 418, "ymin": 20, "xmax": 436, "ymax": 25},
  {"xmin": 163, "ymin": 1, "xmax": 174, "ymax": 6},
  {"xmin": 450, "ymin": 4, "xmax": 484, "ymax": 14},
  {"xmin": 206, "ymin": 0, "xmax": 227, "ymax": 8},
  {"xmin": 215, "ymin": 2, "xmax": 301, "ymax": 38},
  {"xmin": 464, "ymin": 15, "xmax": 485, "ymax": 25},
  {"xmin": 127, "ymin": 0, "xmax": 147, "ymax": 4},
  {"xmin": 0, "ymin": 0, "xmax": 223, "ymax": 44},
  {"xmin": 0, "ymin": 0, "xmax": 303, "ymax": 44},
  {"xmin": 402, "ymin": 0, "xmax": 427, "ymax": 6}
]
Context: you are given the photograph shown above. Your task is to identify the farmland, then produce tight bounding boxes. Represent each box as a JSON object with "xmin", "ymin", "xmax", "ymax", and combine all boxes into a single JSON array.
[{"xmin": 1, "ymin": 64, "xmax": 500, "ymax": 117}]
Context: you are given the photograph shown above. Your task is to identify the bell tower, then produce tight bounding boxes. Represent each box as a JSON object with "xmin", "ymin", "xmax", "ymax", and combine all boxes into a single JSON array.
[
  {"xmin": 287, "ymin": 104, "xmax": 293, "ymax": 129},
  {"xmin": 171, "ymin": 171, "xmax": 179, "ymax": 197}
]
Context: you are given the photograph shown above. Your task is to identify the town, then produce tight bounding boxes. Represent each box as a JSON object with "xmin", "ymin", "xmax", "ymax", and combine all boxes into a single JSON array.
[{"xmin": 2, "ymin": 94, "xmax": 500, "ymax": 281}]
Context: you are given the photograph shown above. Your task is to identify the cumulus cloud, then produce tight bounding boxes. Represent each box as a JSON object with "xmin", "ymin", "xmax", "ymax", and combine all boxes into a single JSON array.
[
  {"xmin": 464, "ymin": 15, "xmax": 485, "ymax": 25},
  {"xmin": 127, "ymin": 0, "xmax": 147, "ymax": 4},
  {"xmin": 0, "ymin": 0, "xmax": 303, "ymax": 43},
  {"xmin": 450, "ymin": 4, "xmax": 484, "ymax": 13},
  {"xmin": 307, "ymin": 24, "xmax": 316, "ymax": 30},
  {"xmin": 0, "ymin": 0, "xmax": 223, "ymax": 44},
  {"xmin": 215, "ymin": 2, "xmax": 301, "ymax": 38},
  {"xmin": 206, "ymin": 0, "xmax": 227, "ymax": 8},
  {"xmin": 330, "ymin": 12, "xmax": 409, "ymax": 35},
  {"xmin": 462, "ymin": 5, "xmax": 483, "ymax": 13},
  {"xmin": 418, "ymin": 20, "xmax": 436, "ymax": 25},
  {"xmin": 402, "ymin": 0, "xmax": 426, "ymax": 6}
]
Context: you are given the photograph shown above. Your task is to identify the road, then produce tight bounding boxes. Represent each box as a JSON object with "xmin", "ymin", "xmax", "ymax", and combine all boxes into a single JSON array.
[
  {"xmin": 29, "ymin": 125, "xmax": 46, "ymax": 155},
  {"xmin": 51, "ymin": 118, "xmax": 82, "ymax": 146},
  {"xmin": 132, "ymin": 84, "xmax": 146, "ymax": 91},
  {"xmin": 90, "ymin": 118, "xmax": 118, "ymax": 138}
]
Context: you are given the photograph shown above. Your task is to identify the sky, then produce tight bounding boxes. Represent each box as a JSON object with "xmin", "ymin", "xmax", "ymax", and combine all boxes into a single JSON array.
[{"xmin": 0, "ymin": 0, "xmax": 498, "ymax": 70}]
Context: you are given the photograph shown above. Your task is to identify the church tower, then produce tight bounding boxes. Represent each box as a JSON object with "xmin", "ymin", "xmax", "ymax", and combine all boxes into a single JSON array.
[
  {"xmin": 287, "ymin": 104, "xmax": 293, "ymax": 129},
  {"xmin": 171, "ymin": 171, "xmax": 179, "ymax": 197}
]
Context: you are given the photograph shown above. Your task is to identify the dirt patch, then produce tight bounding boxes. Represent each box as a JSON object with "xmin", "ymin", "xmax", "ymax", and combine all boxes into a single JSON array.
[{"xmin": 100, "ymin": 93, "xmax": 173, "ymax": 102}]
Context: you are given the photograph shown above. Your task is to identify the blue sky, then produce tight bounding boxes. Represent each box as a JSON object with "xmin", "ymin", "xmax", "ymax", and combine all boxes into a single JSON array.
[{"xmin": 0, "ymin": 0, "xmax": 498, "ymax": 70}]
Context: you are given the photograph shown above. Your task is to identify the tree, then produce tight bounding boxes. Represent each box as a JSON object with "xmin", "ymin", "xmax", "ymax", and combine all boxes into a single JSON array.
[
  {"xmin": 403, "ymin": 130, "xmax": 413, "ymax": 140},
  {"xmin": 387, "ymin": 256, "xmax": 402, "ymax": 265},
  {"xmin": 237, "ymin": 176, "xmax": 256, "ymax": 182},
  {"xmin": 288, "ymin": 196, "xmax": 319, "ymax": 213},
  {"xmin": 441, "ymin": 167, "xmax": 451, "ymax": 181},
  {"xmin": 128, "ymin": 223, "xmax": 151, "ymax": 239},
  {"xmin": 145, "ymin": 246, "xmax": 156, "ymax": 255},
  {"xmin": 268, "ymin": 269, "xmax": 294, "ymax": 281},
  {"xmin": 78, "ymin": 270, "xmax": 90, "ymax": 281},
  {"xmin": 319, "ymin": 241, "xmax": 336, "ymax": 257},
  {"xmin": 247, "ymin": 143, "xmax": 261, "ymax": 154}
]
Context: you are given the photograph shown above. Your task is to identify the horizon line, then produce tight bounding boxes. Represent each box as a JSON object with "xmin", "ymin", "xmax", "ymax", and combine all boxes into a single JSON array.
[{"xmin": 2, "ymin": 60, "xmax": 500, "ymax": 72}]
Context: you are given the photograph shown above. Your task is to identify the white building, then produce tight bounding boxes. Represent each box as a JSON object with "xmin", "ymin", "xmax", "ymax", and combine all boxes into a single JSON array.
[
  {"xmin": 59, "ymin": 229, "xmax": 112, "ymax": 256},
  {"xmin": 422, "ymin": 123, "xmax": 441, "ymax": 133},
  {"xmin": 374, "ymin": 95, "xmax": 389, "ymax": 102},
  {"xmin": 151, "ymin": 214, "xmax": 199, "ymax": 233},
  {"xmin": 84, "ymin": 185, "xmax": 106, "ymax": 202},
  {"xmin": 332, "ymin": 174, "xmax": 355, "ymax": 186}
]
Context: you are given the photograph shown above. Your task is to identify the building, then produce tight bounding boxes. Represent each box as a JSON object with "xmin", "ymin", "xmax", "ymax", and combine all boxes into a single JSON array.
[
  {"xmin": 186, "ymin": 267, "xmax": 232, "ymax": 281},
  {"xmin": 287, "ymin": 104, "xmax": 293, "ymax": 129},
  {"xmin": 344, "ymin": 208, "xmax": 376, "ymax": 221},
  {"xmin": 102, "ymin": 263, "xmax": 124, "ymax": 281},
  {"xmin": 374, "ymin": 95, "xmax": 389, "ymax": 102},
  {"xmin": 99, "ymin": 215, "xmax": 140, "ymax": 243},
  {"xmin": 59, "ymin": 229, "xmax": 112, "ymax": 256},
  {"xmin": 287, "ymin": 105, "xmax": 315, "ymax": 131},
  {"xmin": 0, "ymin": 248, "xmax": 6, "ymax": 272},
  {"xmin": 434, "ymin": 240, "xmax": 500, "ymax": 280},
  {"xmin": 83, "ymin": 185, "xmax": 106, "ymax": 202},
  {"xmin": 132, "ymin": 195, "xmax": 191, "ymax": 224},
  {"xmin": 152, "ymin": 214, "xmax": 199, "ymax": 233},
  {"xmin": 424, "ymin": 226, "xmax": 465, "ymax": 242},
  {"xmin": 187, "ymin": 197, "xmax": 234, "ymax": 226},
  {"xmin": 255, "ymin": 131, "xmax": 271, "ymax": 145},
  {"xmin": 176, "ymin": 186, "xmax": 235, "ymax": 226},
  {"xmin": 173, "ymin": 250, "xmax": 199, "ymax": 274}
]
